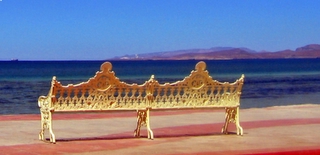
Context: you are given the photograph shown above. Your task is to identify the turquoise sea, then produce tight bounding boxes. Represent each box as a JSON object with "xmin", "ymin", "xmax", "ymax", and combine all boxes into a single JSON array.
[{"xmin": 1, "ymin": 59, "xmax": 320, "ymax": 114}]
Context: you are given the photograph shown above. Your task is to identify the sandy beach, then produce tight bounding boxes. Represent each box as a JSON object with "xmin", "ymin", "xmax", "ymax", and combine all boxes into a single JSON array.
[{"xmin": 0, "ymin": 104, "xmax": 319, "ymax": 154}]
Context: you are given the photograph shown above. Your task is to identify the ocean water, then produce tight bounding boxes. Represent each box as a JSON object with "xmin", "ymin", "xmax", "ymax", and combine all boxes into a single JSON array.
[{"xmin": 1, "ymin": 59, "xmax": 320, "ymax": 114}]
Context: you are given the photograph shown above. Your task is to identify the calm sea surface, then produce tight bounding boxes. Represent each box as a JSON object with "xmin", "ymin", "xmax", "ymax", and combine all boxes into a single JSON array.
[{"xmin": 1, "ymin": 59, "xmax": 320, "ymax": 114}]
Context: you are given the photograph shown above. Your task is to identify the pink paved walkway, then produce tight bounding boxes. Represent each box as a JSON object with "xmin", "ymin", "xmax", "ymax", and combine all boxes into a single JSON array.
[{"xmin": 0, "ymin": 104, "xmax": 320, "ymax": 155}]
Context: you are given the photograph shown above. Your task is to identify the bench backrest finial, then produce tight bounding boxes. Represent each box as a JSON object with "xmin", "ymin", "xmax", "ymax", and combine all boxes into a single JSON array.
[
  {"xmin": 100, "ymin": 61, "xmax": 112, "ymax": 72},
  {"xmin": 195, "ymin": 61, "xmax": 206, "ymax": 71}
]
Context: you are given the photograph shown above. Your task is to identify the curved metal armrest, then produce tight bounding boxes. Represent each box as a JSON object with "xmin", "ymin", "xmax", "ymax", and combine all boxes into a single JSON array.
[{"xmin": 38, "ymin": 95, "xmax": 54, "ymax": 111}]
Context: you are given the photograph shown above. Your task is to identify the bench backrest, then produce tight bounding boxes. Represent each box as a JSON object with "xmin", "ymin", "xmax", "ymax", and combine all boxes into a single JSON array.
[
  {"xmin": 48, "ymin": 61, "xmax": 244, "ymax": 112},
  {"xmin": 150, "ymin": 61, "xmax": 244, "ymax": 109},
  {"xmin": 50, "ymin": 62, "xmax": 153, "ymax": 111}
]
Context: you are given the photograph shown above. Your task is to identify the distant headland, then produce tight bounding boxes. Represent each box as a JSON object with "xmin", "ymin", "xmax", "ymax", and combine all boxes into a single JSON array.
[{"xmin": 110, "ymin": 44, "xmax": 320, "ymax": 60}]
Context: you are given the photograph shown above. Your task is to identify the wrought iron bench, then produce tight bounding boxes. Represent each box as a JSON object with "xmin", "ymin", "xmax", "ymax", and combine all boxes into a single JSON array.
[{"xmin": 38, "ymin": 61, "xmax": 245, "ymax": 143}]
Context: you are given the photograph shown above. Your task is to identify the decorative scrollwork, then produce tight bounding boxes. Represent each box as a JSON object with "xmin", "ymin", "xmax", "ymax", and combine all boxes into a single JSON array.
[
  {"xmin": 95, "ymin": 75, "xmax": 111, "ymax": 90},
  {"xmin": 189, "ymin": 74, "xmax": 205, "ymax": 89}
]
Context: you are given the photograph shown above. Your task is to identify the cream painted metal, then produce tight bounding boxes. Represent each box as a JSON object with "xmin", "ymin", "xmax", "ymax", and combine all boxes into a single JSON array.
[{"xmin": 38, "ymin": 61, "xmax": 245, "ymax": 143}]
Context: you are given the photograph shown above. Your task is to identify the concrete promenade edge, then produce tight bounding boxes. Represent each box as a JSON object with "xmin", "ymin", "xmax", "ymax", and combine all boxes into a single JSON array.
[{"xmin": 0, "ymin": 104, "xmax": 320, "ymax": 155}]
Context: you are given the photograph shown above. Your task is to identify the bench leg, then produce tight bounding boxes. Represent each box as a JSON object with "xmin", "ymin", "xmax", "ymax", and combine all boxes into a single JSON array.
[
  {"xmin": 39, "ymin": 110, "xmax": 56, "ymax": 143},
  {"xmin": 134, "ymin": 109, "xmax": 154, "ymax": 139},
  {"xmin": 146, "ymin": 109, "xmax": 154, "ymax": 139},
  {"xmin": 222, "ymin": 107, "xmax": 243, "ymax": 136},
  {"xmin": 133, "ymin": 110, "xmax": 143, "ymax": 137},
  {"xmin": 39, "ymin": 116, "xmax": 45, "ymax": 141}
]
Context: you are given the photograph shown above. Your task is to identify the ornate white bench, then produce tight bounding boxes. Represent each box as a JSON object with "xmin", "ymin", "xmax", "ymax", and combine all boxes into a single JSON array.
[{"xmin": 38, "ymin": 61, "xmax": 245, "ymax": 143}]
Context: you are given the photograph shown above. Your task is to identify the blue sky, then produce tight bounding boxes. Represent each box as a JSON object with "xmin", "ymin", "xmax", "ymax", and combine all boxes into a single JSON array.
[{"xmin": 1, "ymin": 0, "xmax": 320, "ymax": 60}]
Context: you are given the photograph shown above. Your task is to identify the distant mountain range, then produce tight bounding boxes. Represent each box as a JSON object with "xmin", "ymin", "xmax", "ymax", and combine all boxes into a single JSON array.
[{"xmin": 110, "ymin": 44, "xmax": 320, "ymax": 60}]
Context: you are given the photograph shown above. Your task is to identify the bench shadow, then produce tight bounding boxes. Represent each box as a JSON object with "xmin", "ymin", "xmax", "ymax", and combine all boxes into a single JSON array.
[
  {"xmin": 52, "ymin": 131, "xmax": 239, "ymax": 143},
  {"xmin": 52, "ymin": 135, "xmax": 136, "ymax": 142},
  {"xmin": 154, "ymin": 131, "xmax": 238, "ymax": 138}
]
